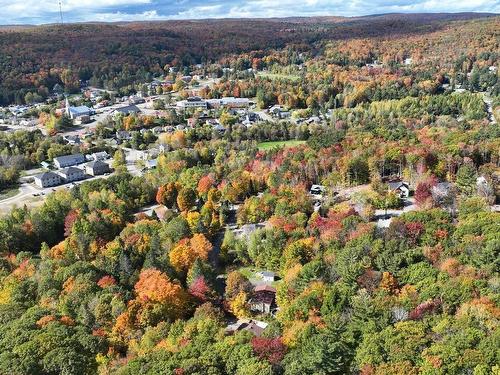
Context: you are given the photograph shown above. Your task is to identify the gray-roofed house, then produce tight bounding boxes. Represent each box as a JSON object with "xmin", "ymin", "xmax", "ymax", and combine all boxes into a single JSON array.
[
  {"xmin": 116, "ymin": 131, "xmax": 132, "ymax": 142},
  {"xmin": 225, "ymin": 319, "xmax": 268, "ymax": 337},
  {"xmin": 84, "ymin": 161, "xmax": 110, "ymax": 176},
  {"xmin": 53, "ymin": 153, "xmax": 86, "ymax": 169},
  {"xmin": 57, "ymin": 167, "xmax": 86, "ymax": 183},
  {"xmin": 33, "ymin": 171, "xmax": 61, "ymax": 188},
  {"xmin": 113, "ymin": 105, "xmax": 141, "ymax": 116},
  {"xmin": 91, "ymin": 151, "xmax": 110, "ymax": 161},
  {"xmin": 257, "ymin": 271, "xmax": 276, "ymax": 283},
  {"xmin": 388, "ymin": 181, "xmax": 410, "ymax": 198}
]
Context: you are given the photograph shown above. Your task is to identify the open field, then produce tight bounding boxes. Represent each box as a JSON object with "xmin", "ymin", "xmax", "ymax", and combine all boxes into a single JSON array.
[
  {"xmin": 258, "ymin": 140, "xmax": 306, "ymax": 150},
  {"xmin": 257, "ymin": 72, "xmax": 302, "ymax": 82}
]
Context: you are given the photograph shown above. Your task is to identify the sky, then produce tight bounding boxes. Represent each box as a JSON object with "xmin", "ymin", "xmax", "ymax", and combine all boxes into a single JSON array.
[{"xmin": 0, "ymin": 0, "xmax": 499, "ymax": 25}]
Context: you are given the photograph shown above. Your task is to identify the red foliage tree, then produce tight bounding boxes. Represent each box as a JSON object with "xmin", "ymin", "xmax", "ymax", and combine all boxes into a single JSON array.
[
  {"xmin": 251, "ymin": 337, "xmax": 286, "ymax": 365},
  {"xmin": 64, "ymin": 209, "xmax": 79, "ymax": 237},
  {"xmin": 415, "ymin": 176, "xmax": 437, "ymax": 207},
  {"xmin": 405, "ymin": 222, "xmax": 425, "ymax": 244},
  {"xmin": 189, "ymin": 276, "xmax": 211, "ymax": 302}
]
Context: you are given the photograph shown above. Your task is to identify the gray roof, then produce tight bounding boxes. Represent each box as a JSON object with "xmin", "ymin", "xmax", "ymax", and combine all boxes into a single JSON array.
[
  {"xmin": 259, "ymin": 271, "xmax": 275, "ymax": 278},
  {"xmin": 114, "ymin": 105, "xmax": 140, "ymax": 115},
  {"xmin": 86, "ymin": 160, "xmax": 108, "ymax": 168},
  {"xmin": 68, "ymin": 106, "xmax": 91, "ymax": 116},
  {"xmin": 388, "ymin": 181, "xmax": 409, "ymax": 190},
  {"xmin": 59, "ymin": 166, "xmax": 83, "ymax": 175},
  {"xmin": 34, "ymin": 171, "xmax": 60, "ymax": 181},
  {"xmin": 54, "ymin": 153, "xmax": 85, "ymax": 164}
]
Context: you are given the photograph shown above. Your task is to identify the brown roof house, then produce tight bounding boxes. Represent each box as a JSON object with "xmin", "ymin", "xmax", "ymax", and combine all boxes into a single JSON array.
[
  {"xmin": 250, "ymin": 285, "xmax": 277, "ymax": 314},
  {"xmin": 225, "ymin": 319, "xmax": 268, "ymax": 337}
]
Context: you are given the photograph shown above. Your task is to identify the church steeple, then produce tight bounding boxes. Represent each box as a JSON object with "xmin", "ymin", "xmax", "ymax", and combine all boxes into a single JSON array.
[{"xmin": 65, "ymin": 96, "xmax": 70, "ymax": 116}]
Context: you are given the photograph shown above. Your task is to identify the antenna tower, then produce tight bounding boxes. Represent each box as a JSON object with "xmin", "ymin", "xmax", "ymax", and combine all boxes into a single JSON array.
[{"xmin": 59, "ymin": 1, "xmax": 64, "ymax": 24}]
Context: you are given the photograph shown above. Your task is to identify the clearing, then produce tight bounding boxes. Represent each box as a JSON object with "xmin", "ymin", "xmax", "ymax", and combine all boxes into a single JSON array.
[{"xmin": 258, "ymin": 140, "xmax": 306, "ymax": 150}]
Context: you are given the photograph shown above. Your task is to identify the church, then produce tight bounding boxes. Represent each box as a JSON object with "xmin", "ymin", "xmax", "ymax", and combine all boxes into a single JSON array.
[{"xmin": 65, "ymin": 97, "xmax": 93, "ymax": 121}]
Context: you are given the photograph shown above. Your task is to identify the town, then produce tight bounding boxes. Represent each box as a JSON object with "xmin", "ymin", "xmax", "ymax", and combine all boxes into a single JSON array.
[{"xmin": 0, "ymin": 11, "xmax": 498, "ymax": 375}]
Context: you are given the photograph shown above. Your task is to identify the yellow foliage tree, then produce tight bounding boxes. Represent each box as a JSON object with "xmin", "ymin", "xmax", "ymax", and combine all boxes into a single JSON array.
[{"xmin": 229, "ymin": 291, "xmax": 249, "ymax": 318}]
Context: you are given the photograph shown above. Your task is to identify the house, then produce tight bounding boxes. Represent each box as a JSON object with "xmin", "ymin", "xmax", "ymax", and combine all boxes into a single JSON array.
[
  {"xmin": 388, "ymin": 181, "xmax": 410, "ymax": 198},
  {"xmin": 40, "ymin": 161, "xmax": 51, "ymax": 169},
  {"xmin": 145, "ymin": 159, "xmax": 158, "ymax": 170},
  {"xmin": 153, "ymin": 205, "xmax": 172, "ymax": 221},
  {"xmin": 250, "ymin": 285, "xmax": 277, "ymax": 314},
  {"xmin": 57, "ymin": 167, "xmax": 86, "ymax": 183},
  {"xmin": 310, "ymin": 184, "xmax": 325, "ymax": 196},
  {"xmin": 33, "ymin": 171, "xmax": 61, "ymax": 188},
  {"xmin": 213, "ymin": 124, "xmax": 226, "ymax": 134},
  {"xmin": 53, "ymin": 153, "xmax": 86, "ymax": 169},
  {"xmin": 225, "ymin": 319, "xmax": 268, "ymax": 337},
  {"xmin": 159, "ymin": 143, "xmax": 169, "ymax": 153},
  {"xmin": 129, "ymin": 96, "xmax": 145, "ymax": 105},
  {"xmin": 63, "ymin": 135, "xmax": 81, "ymax": 145},
  {"xmin": 233, "ymin": 223, "xmax": 266, "ymax": 239},
  {"xmin": 84, "ymin": 160, "xmax": 110, "ymax": 176},
  {"xmin": 257, "ymin": 271, "xmax": 276, "ymax": 283},
  {"xmin": 113, "ymin": 105, "xmax": 141, "ymax": 116},
  {"xmin": 116, "ymin": 131, "xmax": 132, "ymax": 142},
  {"xmin": 91, "ymin": 151, "xmax": 110, "ymax": 161}
]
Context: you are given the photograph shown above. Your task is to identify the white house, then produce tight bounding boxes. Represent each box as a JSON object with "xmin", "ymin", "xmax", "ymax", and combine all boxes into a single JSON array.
[
  {"xmin": 34, "ymin": 171, "xmax": 61, "ymax": 188},
  {"xmin": 257, "ymin": 271, "xmax": 276, "ymax": 283},
  {"xmin": 388, "ymin": 181, "xmax": 410, "ymax": 198},
  {"xmin": 57, "ymin": 167, "xmax": 86, "ymax": 183}
]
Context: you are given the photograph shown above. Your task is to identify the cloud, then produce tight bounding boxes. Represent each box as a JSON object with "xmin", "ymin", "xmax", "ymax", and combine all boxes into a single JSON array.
[{"xmin": 0, "ymin": 0, "xmax": 498, "ymax": 24}]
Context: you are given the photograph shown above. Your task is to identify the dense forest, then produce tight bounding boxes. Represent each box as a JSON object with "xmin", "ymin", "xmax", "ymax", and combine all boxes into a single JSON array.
[{"xmin": 0, "ymin": 13, "xmax": 498, "ymax": 104}]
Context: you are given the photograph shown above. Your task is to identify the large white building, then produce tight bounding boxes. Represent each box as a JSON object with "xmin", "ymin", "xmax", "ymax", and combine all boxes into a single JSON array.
[
  {"xmin": 65, "ymin": 98, "xmax": 93, "ymax": 120},
  {"xmin": 176, "ymin": 97, "xmax": 208, "ymax": 109}
]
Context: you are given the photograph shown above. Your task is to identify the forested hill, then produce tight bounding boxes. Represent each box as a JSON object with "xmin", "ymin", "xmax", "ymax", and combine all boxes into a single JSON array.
[{"xmin": 0, "ymin": 13, "xmax": 498, "ymax": 104}]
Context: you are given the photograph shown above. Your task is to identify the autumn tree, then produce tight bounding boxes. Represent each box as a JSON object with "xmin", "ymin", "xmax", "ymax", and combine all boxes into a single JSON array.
[{"xmin": 177, "ymin": 187, "xmax": 196, "ymax": 212}]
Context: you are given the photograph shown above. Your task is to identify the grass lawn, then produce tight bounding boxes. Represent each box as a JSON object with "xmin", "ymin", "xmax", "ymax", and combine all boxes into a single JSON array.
[
  {"xmin": 257, "ymin": 72, "xmax": 302, "ymax": 82},
  {"xmin": 258, "ymin": 140, "xmax": 306, "ymax": 150},
  {"xmin": 0, "ymin": 186, "xmax": 19, "ymax": 201}
]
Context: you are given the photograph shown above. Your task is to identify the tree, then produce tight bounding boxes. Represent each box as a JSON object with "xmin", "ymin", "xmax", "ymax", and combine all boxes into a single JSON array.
[
  {"xmin": 156, "ymin": 182, "xmax": 178, "ymax": 208},
  {"xmin": 169, "ymin": 234, "xmax": 212, "ymax": 273},
  {"xmin": 455, "ymin": 164, "xmax": 477, "ymax": 196},
  {"xmin": 113, "ymin": 149, "xmax": 127, "ymax": 172},
  {"xmin": 177, "ymin": 187, "xmax": 196, "ymax": 212}
]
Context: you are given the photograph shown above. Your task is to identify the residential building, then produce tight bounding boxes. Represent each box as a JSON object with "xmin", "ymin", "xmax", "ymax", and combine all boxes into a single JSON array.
[
  {"xmin": 388, "ymin": 181, "xmax": 410, "ymax": 198},
  {"xmin": 84, "ymin": 160, "xmax": 110, "ymax": 176},
  {"xmin": 310, "ymin": 184, "xmax": 325, "ymax": 196},
  {"xmin": 116, "ymin": 130, "xmax": 132, "ymax": 142},
  {"xmin": 250, "ymin": 285, "xmax": 277, "ymax": 314},
  {"xmin": 53, "ymin": 153, "xmax": 85, "ymax": 169},
  {"xmin": 257, "ymin": 271, "xmax": 276, "ymax": 283},
  {"xmin": 33, "ymin": 171, "xmax": 61, "ymax": 188},
  {"xmin": 90, "ymin": 151, "xmax": 110, "ymax": 161},
  {"xmin": 63, "ymin": 135, "xmax": 81, "ymax": 145},
  {"xmin": 113, "ymin": 105, "xmax": 141, "ymax": 116},
  {"xmin": 57, "ymin": 167, "xmax": 86, "ymax": 182},
  {"xmin": 153, "ymin": 205, "xmax": 172, "ymax": 221},
  {"xmin": 225, "ymin": 319, "xmax": 268, "ymax": 337}
]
